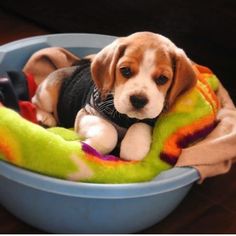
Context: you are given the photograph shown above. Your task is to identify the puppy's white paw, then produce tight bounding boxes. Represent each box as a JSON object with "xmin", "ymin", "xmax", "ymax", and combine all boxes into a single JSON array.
[
  {"xmin": 83, "ymin": 138, "xmax": 114, "ymax": 155},
  {"xmin": 120, "ymin": 123, "xmax": 152, "ymax": 161},
  {"xmin": 36, "ymin": 109, "xmax": 57, "ymax": 127},
  {"xmin": 120, "ymin": 139, "xmax": 150, "ymax": 161},
  {"xmin": 75, "ymin": 110, "xmax": 118, "ymax": 155}
]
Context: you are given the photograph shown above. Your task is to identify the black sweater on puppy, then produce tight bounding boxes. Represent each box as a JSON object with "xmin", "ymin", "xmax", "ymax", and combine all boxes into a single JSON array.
[{"xmin": 57, "ymin": 59, "xmax": 156, "ymax": 129}]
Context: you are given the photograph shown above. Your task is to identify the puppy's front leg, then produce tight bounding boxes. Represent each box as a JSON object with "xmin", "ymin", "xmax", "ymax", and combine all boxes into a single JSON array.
[
  {"xmin": 120, "ymin": 123, "xmax": 152, "ymax": 161},
  {"xmin": 75, "ymin": 109, "xmax": 118, "ymax": 154}
]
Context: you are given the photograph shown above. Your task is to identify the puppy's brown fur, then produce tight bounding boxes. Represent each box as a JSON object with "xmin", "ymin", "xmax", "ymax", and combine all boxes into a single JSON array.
[{"xmin": 32, "ymin": 32, "xmax": 197, "ymax": 160}]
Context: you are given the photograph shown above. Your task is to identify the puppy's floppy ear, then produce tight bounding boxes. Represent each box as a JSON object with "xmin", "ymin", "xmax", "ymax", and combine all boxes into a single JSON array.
[
  {"xmin": 167, "ymin": 49, "xmax": 197, "ymax": 108},
  {"xmin": 91, "ymin": 38, "xmax": 127, "ymax": 98}
]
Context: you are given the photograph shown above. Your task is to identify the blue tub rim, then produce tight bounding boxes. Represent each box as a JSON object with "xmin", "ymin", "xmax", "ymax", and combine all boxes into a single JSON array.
[
  {"xmin": 0, "ymin": 161, "xmax": 199, "ymax": 199},
  {"xmin": 0, "ymin": 33, "xmax": 200, "ymax": 199}
]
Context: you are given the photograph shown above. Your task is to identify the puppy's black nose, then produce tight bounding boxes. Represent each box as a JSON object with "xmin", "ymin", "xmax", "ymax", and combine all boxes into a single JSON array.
[{"xmin": 130, "ymin": 95, "xmax": 148, "ymax": 109}]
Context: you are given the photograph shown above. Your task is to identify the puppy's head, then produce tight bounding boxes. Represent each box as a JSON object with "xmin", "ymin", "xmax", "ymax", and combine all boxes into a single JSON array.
[{"xmin": 91, "ymin": 32, "xmax": 197, "ymax": 120}]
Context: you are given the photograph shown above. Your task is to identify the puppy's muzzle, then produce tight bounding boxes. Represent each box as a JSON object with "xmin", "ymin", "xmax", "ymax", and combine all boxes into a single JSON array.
[{"xmin": 130, "ymin": 94, "xmax": 148, "ymax": 109}]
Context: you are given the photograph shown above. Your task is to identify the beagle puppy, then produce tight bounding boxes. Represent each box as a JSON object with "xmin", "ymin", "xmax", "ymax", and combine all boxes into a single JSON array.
[{"xmin": 32, "ymin": 32, "xmax": 197, "ymax": 161}]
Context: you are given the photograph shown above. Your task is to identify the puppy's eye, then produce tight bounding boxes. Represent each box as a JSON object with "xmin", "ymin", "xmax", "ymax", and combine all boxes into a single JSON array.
[
  {"xmin": 155, "ymin": 75, "xmax": 169, "ymax": 85},
  {"xmin": 120, "ymin": 67, "xmax": 132, "ymax": 79}
]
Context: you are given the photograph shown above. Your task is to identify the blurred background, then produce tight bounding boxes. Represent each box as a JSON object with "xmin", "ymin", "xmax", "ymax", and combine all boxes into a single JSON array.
[
  {"xmin": 0, "ymin": 0, "xmax": 236, "ymax": 233},
  {"xmin": 0, "ymin": 0, "xmax": 235, "ymax": 102}
]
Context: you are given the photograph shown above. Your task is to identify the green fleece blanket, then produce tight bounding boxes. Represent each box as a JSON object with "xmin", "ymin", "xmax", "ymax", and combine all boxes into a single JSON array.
[{"xmin": 0, "ymin": 64, "xmax": 219, "ymax": 183}]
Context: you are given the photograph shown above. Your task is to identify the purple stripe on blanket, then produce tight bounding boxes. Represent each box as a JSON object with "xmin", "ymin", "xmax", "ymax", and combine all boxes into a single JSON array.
[
  {"xmin": 160, "ymin": 122, "xmax": 218, "ymax": 165},
  {"xmin": 81, "ymin": 142, "xmax": 120, "ymax": 161},
  {"xmin": 177, "ymin": 122, "xmax": 218, "ymax": 148}
]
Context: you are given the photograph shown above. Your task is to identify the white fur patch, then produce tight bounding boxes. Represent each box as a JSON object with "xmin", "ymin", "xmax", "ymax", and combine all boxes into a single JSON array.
[
  {"xmin": 74, "ymin": 108, "xmax": 118, "ymax": 154},
  {"xmin": 120, "ymin": 122, "xmax": 152, "ymax": 161},
  {"xmin": 32, "ymin": 81, "xmax": 54, "ymax": 112},
  {"xmin": 114, "ymin": 49, "xmax": 165, "ymax": 119}
]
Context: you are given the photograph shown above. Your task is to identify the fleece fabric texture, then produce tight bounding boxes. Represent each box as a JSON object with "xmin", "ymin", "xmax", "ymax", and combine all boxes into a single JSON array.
[
  {"xmin": 0, "ymin": 62, "xmax": 221, "ymax": 183},
  {"xmin": 1, "ymin": 47, "xmax": 236, "ymax": 183}
]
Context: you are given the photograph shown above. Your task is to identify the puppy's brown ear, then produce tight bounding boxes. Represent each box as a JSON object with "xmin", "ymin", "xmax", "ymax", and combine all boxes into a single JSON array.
[
  {"xmin": 91, "ymin": 38, "xmax": 126, "ymax": 98},
  {"xmin": 167, "ymin": 49, "xmax": 197, "ymax": 108}
]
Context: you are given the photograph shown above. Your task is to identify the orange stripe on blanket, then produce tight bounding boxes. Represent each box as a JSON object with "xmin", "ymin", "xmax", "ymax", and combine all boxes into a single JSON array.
[
  {"xmin": 194, "ymin": 64, "xmax": 213, "ymax": 74},
  {"xmin": 194, "ymin": 64, "xmax": 220, "ymax": 112},
  {"xmin": 161, "ymin": 114, "xmax": 217, "ymax": 165},
  {"xmin": 197, "ymin": 77, "xmax": 219, "ymax": 115},
  {"xmin": 196, "ymin": 83, "xmax": 217, "ymax": 115},
  {"xmin": 0, "ymin": 127, "xmax": 22, "ymax": 164}
]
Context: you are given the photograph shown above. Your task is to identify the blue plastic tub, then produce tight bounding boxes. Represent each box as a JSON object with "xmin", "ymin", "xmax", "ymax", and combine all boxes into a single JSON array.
[{"xmin": 0, "ymin": 34, "xmax": 200, "ymax": 233}]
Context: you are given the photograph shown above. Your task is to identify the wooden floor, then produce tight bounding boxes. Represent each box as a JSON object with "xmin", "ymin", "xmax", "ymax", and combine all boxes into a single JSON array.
[{"xmin": 1, "ymin": 8, "xmax": 236, "ymax": 234}]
